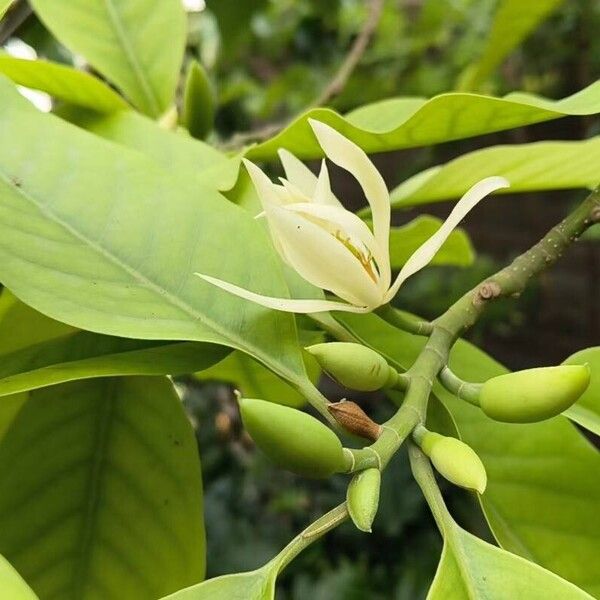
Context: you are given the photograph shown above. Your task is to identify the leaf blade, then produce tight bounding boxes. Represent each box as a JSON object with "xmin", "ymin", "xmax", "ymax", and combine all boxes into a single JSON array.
[
  {"xmin": 247, "ymin": 82, "xmax": 600, "ymax": 160},
  {"xmin": 29, "ymin": 0, "xmax": 186, "ymax": 116},
  {"xmin": 0, "ymin": 377, "xmax": 205, "ymax": 599},
  {"xmin": 391, "ymin": 137, "xmax": 600, "ymax": 208}
]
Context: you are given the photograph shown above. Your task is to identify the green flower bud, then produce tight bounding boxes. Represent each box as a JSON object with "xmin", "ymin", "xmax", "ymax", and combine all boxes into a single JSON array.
[
  {"xmin": 306, "ymin": 342, "xmax": 398, "ymax": 391},
  {"xmin": 347, "ymin": 467, "xmax": 381, "ymax": 533},
  {"xmin": 479, "ymin": 365, "xmax": 590, "ymax": 423},
  {"xmin": 419, "ymin": 431, "xmax": 487, "ymax": 494},
  {"xmin": 239, "ymin": 398, "xmax": 345, "ymax": 478}
]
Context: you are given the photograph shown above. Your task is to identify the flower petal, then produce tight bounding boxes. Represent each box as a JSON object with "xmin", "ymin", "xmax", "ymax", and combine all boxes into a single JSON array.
[
  {"xmin": 308, "ymin": 119, "xmax": 391, "ymax": 287},
  {"xmin": 384, "ymin": 176, "xmax": 510, "ymax": 302},
  {"xmin": 265, "ymin": 203, "xmax": 383, "ymax": 307},
  {"xmin": 278, "ymin": 148, "xmax": 318, "ymax": 197},
  {"xmin": 284, "ymin": 202, "xmax": 388, "ymax": 291},
  {"xmin": 196, "ymin": 274, "xmax": 370, "ymax": 313},
  {"xmin": 313, "ymin": 160, "xmax": 342, "ymax": 206},
  {"xmin": 242, "ymin": 158, "xmax": 282, "ymax": 206}
]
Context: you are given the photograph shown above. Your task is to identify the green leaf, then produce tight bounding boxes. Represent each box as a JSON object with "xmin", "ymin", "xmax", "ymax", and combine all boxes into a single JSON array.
[
  {"xmin": 0, "ymin": 377, "xmax": 205, "ymax": 599},
  {"xmin": 161, "ymin": 566, "xmax": 276, "ymax": 599},
  {"xmin": 459, "ymin": 0, "xmax": 565, "ymax": 91},
  {"xmin": 29, "ymin": 0, "xmax": 186, "ymax": 116},
  {"xmin": 60, "ymin": 107, "xmax": 241, "ymax": 191},
  {"xmin": 429, "ymin": 522, "xmax": 593, "ymax": 599},
  {"xmin": 563, "ymin": 347, "xmax": 600, "ymax": 436},
  {"xmin": 0, "ymin": 0, "xmax": 14, "ymax": 19},
  {"xmin": 391, "ymin": 137, "xmax": 600, "ymax": 208},
  {"xmin": 0, "ymin": 330, "xmax": 229, "ymax": 397},
  {"xmin": 336, "ymin": 313, "xmax": 600, "ymax": 596},
  {"xmin": 389, "ymin": 217, "xmax": 474, "ymax": 268},
  {"xmin": 182, "ymin": 60, "xmax": 215, "ymax": 140},
  {"xmin": 0, "ymin": 78, "xmax": 309, "ymax": 395},
  {"xmin": 246, "ymin": 81, "xmax": 600, "ymax": 160},
  {"xmin": 0, "ymin": 554, "xmax": 38, "ymax": 599},
  {"xmin": 0, "ymin": 54, "xmax": 129, "ymax": 112},
  {"xmin": 0, "ymin": 290, "xmax": 75, "ymax": 354}
]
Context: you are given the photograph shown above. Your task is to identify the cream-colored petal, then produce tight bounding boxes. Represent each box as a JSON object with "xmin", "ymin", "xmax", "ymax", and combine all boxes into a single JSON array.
[
  {"xmin": 278, "ymin": 148, "xmax": 318, "ymax": 197},
  {"xmin": 196, "ymin": 274, "xmax": 371, "ymax": 313},
  {"xmin": 277, "ymin": 178, "xmax": 312, "ymax": 204},
  {"xmin": 313, "ymin": 160, "xmax": 342, "ymax": 206},
  {"xmin": 284, "ymin": 202, "xmax": 388, "ymax": 290},
  {"xmin": 242, "ymin": 158, "xmax": 282, "ymax": 207},
  {"xmin": 268, "ymin": 203, "xmax": 383, "ymax": 307},
  {"xmin": 308, "ymin": 119, "xmax": 391, "ymax": 284},
  {"xmin": 384, "ymin": 176, "xmax": 510, "ymax": 302}
]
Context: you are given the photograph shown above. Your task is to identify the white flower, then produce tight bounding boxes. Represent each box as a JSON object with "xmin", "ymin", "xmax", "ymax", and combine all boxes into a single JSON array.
[{"xmin": 197, "ymin": 120, "xmax": 509, "ymax": 313}]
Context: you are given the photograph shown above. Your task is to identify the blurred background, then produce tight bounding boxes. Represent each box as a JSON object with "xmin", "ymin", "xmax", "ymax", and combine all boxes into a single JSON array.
[{"xmin": 3, "ymin": 0, "xmax": 598, "ymax": 597}]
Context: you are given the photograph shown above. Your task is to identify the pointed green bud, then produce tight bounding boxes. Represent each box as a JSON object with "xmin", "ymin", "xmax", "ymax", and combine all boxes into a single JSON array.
[
  {"xmin": 479, "ymin": 365, "xmax": 590, "ymax": 423},
  {"xmin": 239, "ymin": 398, "xmax": 345, "ymax": 478},
  {"xmin": 306, "ymin": 342, "xmax": 398, "ymax": 391},
  {"xmin": 418, "ymin": 430, "xmax": 487, "ymax": 494},
  {"xmin": 347, "ymin": 467, "xmax": 381, "ymax": 532}
]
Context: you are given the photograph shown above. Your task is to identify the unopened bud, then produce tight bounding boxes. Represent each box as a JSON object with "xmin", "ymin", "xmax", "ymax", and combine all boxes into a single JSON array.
[
  {"xmin": 307, "ymin": 342, "xmax": 398, "ymax": 391},
  {"xmin": 239, "ymin": 399, "xmax": 345, "ymax": 478},
  {"xmin": 347, "ymin": 468, "xmax": 381, "ymax": 532},
  {"xmin": 328, "ymin": 400, "xmax": 381, "ymax": 441},
  {"xmin": 479, "ymin": 365, "xmax": 590, "ymax": 423},
  {"xmin": 416, "ymin": 428, "xmax": 487, "ymax": 494}
]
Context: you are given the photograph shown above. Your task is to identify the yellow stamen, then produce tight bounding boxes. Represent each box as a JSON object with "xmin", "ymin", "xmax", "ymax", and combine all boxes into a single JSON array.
[{"xmin": 334, "ymin": 231, "xmax": 378, "ymax": 283}]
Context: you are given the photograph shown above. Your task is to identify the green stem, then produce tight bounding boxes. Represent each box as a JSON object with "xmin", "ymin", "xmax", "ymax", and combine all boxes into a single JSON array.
[
  {"xmin": 408, "ymin": 442, "xmax": 453, "ymax": 535},
  {"xmin": 376, "ymin": 303, "xmax": 433, "ymax": 336},
  {"xmin": 438, "ymin": 366, "xmax": 482, "ymax": 406},
  {"xmin": 274, "ymin": 502, "xmax": 349, "ymax": 571}
]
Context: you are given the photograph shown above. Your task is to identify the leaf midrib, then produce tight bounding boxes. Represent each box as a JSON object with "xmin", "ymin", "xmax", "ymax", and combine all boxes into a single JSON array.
[
  {"xmin": 102, "ymin": 0, "xmax": 160, "ymax": 115},
  {"xmin": 0, "ymin": 172, "xmax": 300, "ymax": 387},
  {"xmin": 72, "ymin": 378, "xmax": 115, "ymax": 598}
]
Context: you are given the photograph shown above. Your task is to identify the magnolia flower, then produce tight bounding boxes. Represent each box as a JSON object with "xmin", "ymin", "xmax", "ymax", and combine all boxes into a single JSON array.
[{"xmin": 198, "ymin": 120, "xmax": 509, "ymax": 313}]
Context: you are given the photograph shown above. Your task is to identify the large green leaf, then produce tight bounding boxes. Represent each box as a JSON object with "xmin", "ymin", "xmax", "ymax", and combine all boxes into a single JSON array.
[
  {"xmin": 60, "ymin": 107, "xmax": 241, "ymax": 191},
  {"xmin": 247, "ymin": 80, "xmax": 600, "ymax": 160},
  {"xmin": 391, "ymin": 137, "xmax": 600, "ymax": 208},
  {"xmin": 0, "ymin": 54, "xmax": 129, "ymax": 112},
  {"xmin": 29, "ymin": 0, "xmax": 186, "ymax": 116},
  {"xmin": 459, "ymin": 0, "xmax": 565, "ymax": 91},
  {"xmin": 161, "ymin": 566, "xmax": 276, "ymax": 600},
  {"xmin": 0, "ymin": 290, "xmax": 75, "ymax": 354},
  {"xmin": 336, "ymin": 313, "xmax": 600, "ymax": 596},
  {"xmin": 0, "ymin": 78, "xmax": 309, "ymax": 395},
  {"xmin": 0, "ymin": 555, "xmax": 38, "ymax": 599},
  {"xmin": 0, "ymin": 377, "xmax": 205, "ymax": 599},
  {"xmin": 0, "ymin": 331, "xmax": 229, "ymax": 397},
  {"xmin": 429, "ymin": 522, "xmax": 593, "ymax": 599},
  {"xmin": 564, "ymin": 347, "xmax": 600, "ymax": 437},
  {"xmin": 389, "ymin": 217, "xmax": 474, "ymax": 268}
]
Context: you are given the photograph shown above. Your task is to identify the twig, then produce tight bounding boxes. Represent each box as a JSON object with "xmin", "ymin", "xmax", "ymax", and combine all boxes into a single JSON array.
[
  {"xmin": 222, "ymin": 0, "xmax": 385, "ymax": 150},
  {"xmin": 309, "ymin": 0, "xmax": 385, "ymax": 109}
]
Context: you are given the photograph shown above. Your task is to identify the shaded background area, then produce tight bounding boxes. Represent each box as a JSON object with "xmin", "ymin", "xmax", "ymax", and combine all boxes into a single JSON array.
[{"xmin": 4, "ymin": 0, "xmax": 598, "ymax": 597}]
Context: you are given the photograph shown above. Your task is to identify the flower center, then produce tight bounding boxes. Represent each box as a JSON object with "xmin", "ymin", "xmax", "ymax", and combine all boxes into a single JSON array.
[{"xmin": 334, "ymin": 231, "xmax": 379, "ymax": 283}]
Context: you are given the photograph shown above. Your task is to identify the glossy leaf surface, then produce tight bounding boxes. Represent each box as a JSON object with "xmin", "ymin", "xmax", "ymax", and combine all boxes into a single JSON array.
[
  {"xmin": 391, "ymin": 137, "xmax": 600, "ymax": 208},
  {"xmin": 0, "ymin": 78, "xmax": 308, "ymax": 394},
  {"xmin": 563, "ymin": 347, "xmax": 600, "ymax": 436},
  {"xmin": 247, "ymin": 81, "xmax": 600, "ymax": 160},
  {"xmin": 0, "ymin": 377, "xmax": 205, "ymax": 599},
  {"xmin": 429, "ymin": 523, "xmax": 593, "ymax": 599},
  {"xmin": 29, "ymin": 0, "xmax": 186, "ymax": 116},
  {"xmin": 0, "ymin": 331, "xmax": 229, "ymax": 397},
  {"xmin": 0, "ymin": 54, "xmax": 129, "ymax": 112}
]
